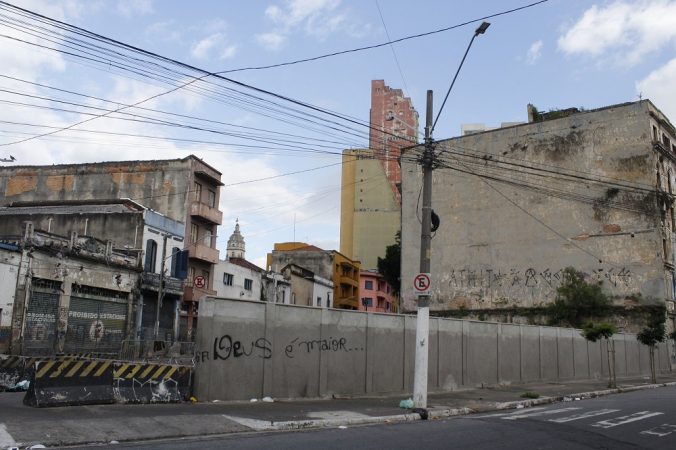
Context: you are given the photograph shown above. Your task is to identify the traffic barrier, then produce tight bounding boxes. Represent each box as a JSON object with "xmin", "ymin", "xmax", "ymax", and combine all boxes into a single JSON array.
[
  {"xmin": 23, "ymin": 360, "xmax": 114, "ymax": 407},
  {"xmin": 113, "ymin": 363, "xmax": 192, "ymax": 404},
  {"xmin": 0, "ymin": 356, "xmax": 25, "ymax": 388}
]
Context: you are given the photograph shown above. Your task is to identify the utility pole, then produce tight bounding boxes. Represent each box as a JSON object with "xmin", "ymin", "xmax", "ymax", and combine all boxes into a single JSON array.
[
  {"xmin": 154, "ymin": 233, "xmax": 169, "ymax": 341},
  {"xmin": 413, "ymin": 90, "xmax": 434, "ymax": 408},
  {"xmin": 412, "ymin": 21, "xmax": 490, "ymax": 409}
]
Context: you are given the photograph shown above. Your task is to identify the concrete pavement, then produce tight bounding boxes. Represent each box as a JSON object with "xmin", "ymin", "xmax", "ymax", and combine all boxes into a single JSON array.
[{"xmin": 1, "ymin": 373, "xmax": 675, "ymax": 448}]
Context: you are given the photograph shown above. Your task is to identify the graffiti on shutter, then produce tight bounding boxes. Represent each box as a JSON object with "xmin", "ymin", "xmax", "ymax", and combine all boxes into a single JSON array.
[
  {"xmin": 65, "ymin": 297, "xmax": 127, "ymax": 353},
  {"xmin": 25, "ymin": 279, "xmax": 60, "ymax": 356}
]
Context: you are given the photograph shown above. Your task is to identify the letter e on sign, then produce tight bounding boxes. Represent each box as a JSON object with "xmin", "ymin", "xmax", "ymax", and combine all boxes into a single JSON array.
[{"xmin": 414, "ymin": 273, "xmax": 431, "ymax": 296}]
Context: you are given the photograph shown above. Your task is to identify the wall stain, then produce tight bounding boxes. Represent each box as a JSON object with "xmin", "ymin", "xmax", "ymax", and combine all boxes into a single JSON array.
[
  {"xmin": 109, "ymin": 172, "xmax": 146, "ymax": 185},
  {"xmin": 6, "ymin": 176, "xmax": 37, "ymax": 196},
  {"xmin": 45, "ymin": 175, "xmax": 74, "ymax": 191}
]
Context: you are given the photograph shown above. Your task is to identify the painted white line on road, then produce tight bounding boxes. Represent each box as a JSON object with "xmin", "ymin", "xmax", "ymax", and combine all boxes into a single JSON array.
[
  {"xmin": 479, "ymin": 407, "xmax": 547, "ymax": 418},
  {"xmin": 502, "ymin": 407, "xmax": 581, "ymax": 420},
  {"xmin": 549, "ymin": 409, "xmax": 620, "ymax": 423},
  {"xmin": 0, "ymin": 424, "xmax": 17, "ymax": 448},
  {"xmin": 641, "ymin": 424, "xmax": 676, "ymax": 437},
  {"xmin": 591, "ymin": 411, "xmax": 663, "ymax": 429}
]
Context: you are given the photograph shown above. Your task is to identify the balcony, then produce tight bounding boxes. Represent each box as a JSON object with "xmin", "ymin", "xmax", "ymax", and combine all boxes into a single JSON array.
[
  {"xmin": 183, "ymin": 285, "xmax": 217, "ymax": 302},
  {"xmin": 141, "ymin": 272, "xmax": 184, "ymax": 296},
  {"xmin": 188, "ymin": 242, "xmax": 219, "ymax": 264},
  {"xmin": 190, "ymin": 201, "xmax": 223, "ymax": 225},
  {"xmin": 339, "ymin": 275, "xmax": 359, "ymax": 287},
  {"xmin": 336, "ymin": 296, "xmax": 359, "ymax": 309}
]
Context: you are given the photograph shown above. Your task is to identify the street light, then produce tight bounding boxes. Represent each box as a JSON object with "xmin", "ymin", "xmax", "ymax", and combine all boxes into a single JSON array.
[
  {"xmin": 413, "ymin": 21, "xmax": 490, "ymax": 410},
  {"xmin": 385, "ymin": 115, "xmax": 420, "ymax": 136}
]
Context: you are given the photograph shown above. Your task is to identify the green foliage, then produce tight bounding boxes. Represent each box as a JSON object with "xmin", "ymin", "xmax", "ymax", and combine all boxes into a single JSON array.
[
  {"xmin": 520, "ymin": 392, "xmax": 540, "ymax": 399},
  {"xmin": 636, "ymin": 314, "xmax": 667, "ymax": 348},
  {"xmin": 545, "ymin": 267, "xmax": 611, "ymax": 327},
  {"xmin": 377, "ymin": 230, "xmax": 401, "ymax": 296},
  {"xmin": 580, "ymin": 321, "xmax": 617, "ymax": 342}
]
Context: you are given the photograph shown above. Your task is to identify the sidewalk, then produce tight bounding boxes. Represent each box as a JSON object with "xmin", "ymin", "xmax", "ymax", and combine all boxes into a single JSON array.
[{"xmin": 1, "ymin": 373, "xmax": 675, "ymax": 448}]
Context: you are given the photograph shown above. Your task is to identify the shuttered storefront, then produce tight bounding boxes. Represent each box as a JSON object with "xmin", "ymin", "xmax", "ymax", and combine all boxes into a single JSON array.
[
  {"xmin": 140, "ymin": 295, "xmax": 176, "ymax": 341},
  {"xmin": 25, "ymin": 279, "xmax": 60, "ymax": 356},
  {"xmin": 65, "ymin": 287, "xmax": 128, "ymax": 354}
]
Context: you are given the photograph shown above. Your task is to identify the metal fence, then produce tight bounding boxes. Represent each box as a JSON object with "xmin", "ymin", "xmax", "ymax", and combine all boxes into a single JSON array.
[{"xmin": 118, "ymin": 340, "xmax": 196, "ymax": 365}]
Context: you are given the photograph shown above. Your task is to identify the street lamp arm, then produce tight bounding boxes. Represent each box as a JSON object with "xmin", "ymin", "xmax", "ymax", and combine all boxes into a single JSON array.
[{"xmin": 432, "ymin": 22, "xmax": 490, "ymax": 134}]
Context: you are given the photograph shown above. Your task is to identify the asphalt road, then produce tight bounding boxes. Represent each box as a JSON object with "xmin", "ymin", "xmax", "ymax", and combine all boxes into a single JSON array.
[{"xmin": 74, "ymin": 386, "xmax": 676, "ymax": 450}]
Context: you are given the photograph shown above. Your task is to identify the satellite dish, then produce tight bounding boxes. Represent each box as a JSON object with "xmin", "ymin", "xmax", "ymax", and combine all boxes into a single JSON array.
[{"xmin": 34, "ymin": 236, "xmax": 44, "ymax": 247}]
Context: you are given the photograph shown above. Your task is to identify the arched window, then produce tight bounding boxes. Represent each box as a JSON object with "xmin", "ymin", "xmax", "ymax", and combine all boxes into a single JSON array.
[{"xmin": 144, "ymin": 239, "xmax": 157, "ymax": 273}]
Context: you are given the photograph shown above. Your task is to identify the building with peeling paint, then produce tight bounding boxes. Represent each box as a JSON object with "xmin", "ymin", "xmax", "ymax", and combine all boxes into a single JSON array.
[
  {"xmin": 340, "ymin": 80, "xmax": 418, "ymax": 271},
  {"xmin": 0, "ymin": 155, "xmax": 223, "ymax": 341},
  {"xmin": 401, "ymin": 100, "xmax": 676, "ymax": 331}
]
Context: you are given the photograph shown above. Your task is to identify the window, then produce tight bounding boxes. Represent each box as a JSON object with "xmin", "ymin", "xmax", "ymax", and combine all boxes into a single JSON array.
[
  {"xmin": 365, "ymin": 280, "xmax": 373, "ymax": 290},
  {"xmin": 317, "ymin": 296, "xmax": 322, "ymax": 307},
  {"xmin": 201, "ymin": 270, "xmax": 210, "ymax": 289},
  {"xmin": 653, "ymin": 126, "xmax": 658, "ymax": 141},
  {"xmin": 292, "ymin": 293, "xmax": 296, "ymax": 304},
  {"xmin": 386, "ymin": 301, "xmax": 391, "ymax": 310},
  {"xmin": 244, "ymin": 278, "xmax": 253, "ymax": 290},
  {"xmin": 387, "ymin": 285, "xmax": 390, "ymax": 294},
  {"xmin": 207, "ymin": 190, "xmax": 216, "ymax": 208},
  {"xmin": 363, "ymin": 298, "xmax": 373, "ymax": 307},
  {"xmin": 144, "ymin": 239, "xmax": 157, "ymax": 272},
  {"xmin": 170, "ymin": 247, "xmax": 181, "ymax": 276},
  {"xmin": 664, "ymin": 134, "xmax": 671, "ymax": 149},
  {"xmin": 281, "ymin": 291, "xmax": 286, "ymax": 303},
  {"xmin": 190, "ymin": 223, "xmax": 198, "ymax": 244},
  {"xmin": 188, "ymin": 266, "xmax": 195, "ymax": 286},
  {"xmin": 193, "ymin": 182, "xmax": 202, "ymax": 202},
  {"xmin": 224, "ymin": 273, "xmax": 233, "ymax": 286},
  {"xmin": 204, "ymin": 229, "xmax": 213, "ymax": 247}
]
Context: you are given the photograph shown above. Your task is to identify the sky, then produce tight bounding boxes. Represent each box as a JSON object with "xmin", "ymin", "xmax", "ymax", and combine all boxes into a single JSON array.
[{"xmin": 0, "ymin": 0, "xmax": 675, "ymax": 270}]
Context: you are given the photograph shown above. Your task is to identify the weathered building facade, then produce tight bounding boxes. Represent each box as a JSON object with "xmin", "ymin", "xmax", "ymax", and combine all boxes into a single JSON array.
[
  {"xmin": 401, "ymin": 100, "xmax": 676, "ymax": 331},
  {"xmin": 0, "ymin": 155, "xmax": 223, "ymax": 340},
  {"xmin": 268, "ymin": 244, "xmax": 360, "ymax": 309},
  {"xmin": 340, "ymin": 80, "xmax": 418, "ymax": 270}
]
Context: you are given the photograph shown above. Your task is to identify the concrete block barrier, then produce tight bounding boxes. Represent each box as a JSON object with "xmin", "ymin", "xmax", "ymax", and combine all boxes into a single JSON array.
[
  {"xmin": 0, "ymin": 356, "xmax": 25, "ymax": 388},
  {"xmin": 113, "ymin": 363, "xmax": 192, "ymax": 404},
  {"xmin": 23, "ymin": 360, "xmax": 115, "ymax": 407}
]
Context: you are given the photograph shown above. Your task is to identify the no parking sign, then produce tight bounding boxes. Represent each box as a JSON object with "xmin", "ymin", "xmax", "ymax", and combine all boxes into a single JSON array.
[{"xmin": 414, "ymin": 273, "xmax": 431, "ymax": 296}]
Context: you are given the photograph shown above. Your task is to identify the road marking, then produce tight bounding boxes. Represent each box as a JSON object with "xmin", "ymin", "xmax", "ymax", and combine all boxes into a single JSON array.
[
  {"xmin": 306, "ymin": 411, "xmax": 370, "ymax": 420},
  {"xmin": 592, "ymin": 411, "xmax": 663, "ymax": 429},
  {"xmin": 549, "ymin": 409, "xmax": 620, "ymax": 423},
  {"xmin": 641, "ymin": 424, "xmax": 676, "ymax": 437},
  {"xmin": 479, "ymin": 407, "xmax": 547, "ymax": 418},
  {"xmin": 0, "ymin": 424, "xmax": 17, "ymax": 448},
  {"xmin": 222, "ymin": 415, "xmax": 274, "ymax": 430},
  {"xmin": 502, "ymin": 407, "xmax": 581, "ymax": 420}
]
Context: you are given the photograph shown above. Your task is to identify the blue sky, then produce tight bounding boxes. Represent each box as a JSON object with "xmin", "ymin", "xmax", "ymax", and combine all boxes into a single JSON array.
[{"xmin": 1, "ymin": 0, "xmax": 675, "ymax": 269}]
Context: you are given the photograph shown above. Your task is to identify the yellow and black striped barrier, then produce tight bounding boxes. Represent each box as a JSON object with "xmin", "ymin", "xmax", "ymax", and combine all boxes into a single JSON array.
[
  {"xmin": 23, "ymin": 360, "xmax": 115, "ymax": 407},
  {"xmin": 113, "ymin": 363, "xmax": 192, "ymax": 404}
]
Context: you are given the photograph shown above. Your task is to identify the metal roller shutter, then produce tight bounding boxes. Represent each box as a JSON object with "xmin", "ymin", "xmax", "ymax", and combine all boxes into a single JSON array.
[
  {"xmin": 140, "ymin": 297, "xmax": 175, "ymax": 341},
  {"xmin": 65, "ymin": 297, "xmax": 127, "ymax": 354},
  {"xmin": 25, "ymin": 289, "xmax": 59, "ymax": 356}
]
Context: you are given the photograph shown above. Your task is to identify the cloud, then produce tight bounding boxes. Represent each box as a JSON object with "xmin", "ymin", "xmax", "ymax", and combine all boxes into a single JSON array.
[
  {"xmin": 558, "ymin": 0, "xmax": 676, "ymax": 66},
  {"xmin": 256, "ymin": 0, "xmax": 367, "ymax": 50},
  {"xmin": 256, "ymin": 32, "xmax": 287, "ymax": 51},
  {"xmin": 636, "ymin": 57, "xmax": 676, "ymax": 119},
  {"xmin": 526, "ymin": 40, "xmax": 543, "ymax": 65},
  {"xmin": 117, "ymin": 0, "xmax": 154, "ymax": 18},
  {"xmin": 145, "ymin": 20, "xmax": 182, "ymax": 43}
]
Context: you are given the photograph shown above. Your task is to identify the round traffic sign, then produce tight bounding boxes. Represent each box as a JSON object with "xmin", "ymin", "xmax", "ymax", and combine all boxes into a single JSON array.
[
  {"xmin": 414, "ymin": 273, "xmax": 431, "ymax": 293},
  {"xmin": 194, "ymin": 275, "xmax": 206, "ymax": 289}
]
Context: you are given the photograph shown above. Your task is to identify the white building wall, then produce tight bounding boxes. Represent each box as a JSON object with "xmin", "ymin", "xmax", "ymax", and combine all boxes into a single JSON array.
[
  {"xmin": 312, "ymin": 275, "xmax": 333, "ymax": 308},
  {"xmin": 213, "ymin": 259, "xmax": 263, "ymax": 301},
  {"xmin": 0, "ymin": 247, "xmax": 19, "ymax": 327}
]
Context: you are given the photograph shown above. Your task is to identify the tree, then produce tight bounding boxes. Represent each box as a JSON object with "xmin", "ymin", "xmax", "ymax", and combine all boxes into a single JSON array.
[
  {"xmin": 581, "ymin": 321, "xmax": 618, "ymax": 388},
  {"xmin": 377, "ymin": 230, "xmax": 401, "ymax": 296},
  {"xmin": 546, "ymin": 267, "xmax": 611, "ymax": 328},
  {"xmin": 636, "ymin": 314, "xmax": 666, "ymax": 384}
]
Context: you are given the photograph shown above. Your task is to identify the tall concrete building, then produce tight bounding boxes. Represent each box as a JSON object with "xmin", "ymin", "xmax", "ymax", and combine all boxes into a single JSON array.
[
  {"xmin": 0, "ymin": 156, "xmax": 223, "ymax": 340},
  {"xmin": 340, "ymin": 80, "xmax": 418, "ymax": 270},
  {"xmin": 401, "ymin": 100, "xmax": 676, "ymax": 332}
]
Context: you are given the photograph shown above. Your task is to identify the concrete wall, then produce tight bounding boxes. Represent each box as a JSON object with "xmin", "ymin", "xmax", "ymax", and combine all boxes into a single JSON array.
[
  {"xmin": 400, "ymin": 100, "xmax": 675, "ymax": 313},
  {"xmin": 194, "ymin": 298, "xmax": 671, "ymax": 401}
]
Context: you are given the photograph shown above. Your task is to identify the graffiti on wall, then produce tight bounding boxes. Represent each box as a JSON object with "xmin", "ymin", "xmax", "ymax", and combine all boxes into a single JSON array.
[
  {"xmin": 197, "ymin": 333, "xmax": 363, "ymax": 363},
  {"xmin": 447, "ymin": 267, "xmax": 632, "ymax": 291}
]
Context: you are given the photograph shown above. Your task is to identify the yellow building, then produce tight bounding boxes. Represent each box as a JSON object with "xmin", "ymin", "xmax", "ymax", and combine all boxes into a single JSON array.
[{"xmin": 268, "ymin": 243, "xmax": 361, "ymax": 309}]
